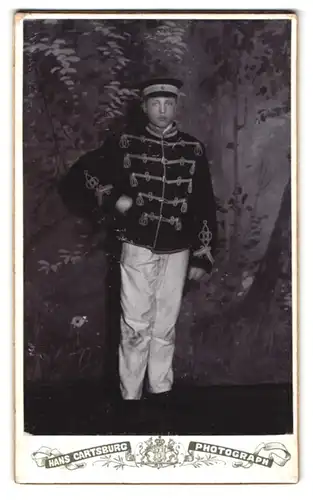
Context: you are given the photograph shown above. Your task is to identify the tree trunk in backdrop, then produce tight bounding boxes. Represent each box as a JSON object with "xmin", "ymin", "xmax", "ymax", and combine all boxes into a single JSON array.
[{"xmin": 242, "ymin": 176, "xmax": 291, "ymax": 315}]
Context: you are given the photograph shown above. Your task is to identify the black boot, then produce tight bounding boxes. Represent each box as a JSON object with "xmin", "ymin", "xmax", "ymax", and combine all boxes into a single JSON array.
[
  {"xmin": 111, "ymin": 398, "xmax": 148, "ymax": 434},
  {"xmin": 147, "ymin": 390, "xmax": 173, "ymax": 409},
  {"xmin": 145, "ymin": 391, "xmax": 175, "ymax": 433}
]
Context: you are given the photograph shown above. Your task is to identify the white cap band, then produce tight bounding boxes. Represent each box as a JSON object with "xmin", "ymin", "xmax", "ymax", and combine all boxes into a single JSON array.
[{"xmin": 142, "ymin": 83, "xmax": 179, "ymax": 97}]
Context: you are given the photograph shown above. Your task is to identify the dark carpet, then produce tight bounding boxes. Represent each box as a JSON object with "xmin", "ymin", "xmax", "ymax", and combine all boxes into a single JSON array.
[{"xmin": 24, "ymin": 381, "xmax": 293, "ymax": 436}]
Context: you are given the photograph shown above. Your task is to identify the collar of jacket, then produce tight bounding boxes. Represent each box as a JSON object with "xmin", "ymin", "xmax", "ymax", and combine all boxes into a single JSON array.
[{"xmin": 145, "ymin": 122, "xmax": 178, "ymax": 139}]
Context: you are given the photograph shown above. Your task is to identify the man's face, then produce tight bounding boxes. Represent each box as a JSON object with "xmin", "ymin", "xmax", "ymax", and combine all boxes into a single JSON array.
[{"xmin": 143, "ymin": 96, "xmax": 177, "ymax": 130}]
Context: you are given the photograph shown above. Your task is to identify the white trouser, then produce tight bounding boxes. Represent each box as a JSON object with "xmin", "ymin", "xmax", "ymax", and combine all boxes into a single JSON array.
[{"xmin": 119, "ymin": 243, "xmax": 189, "ymax": 400}]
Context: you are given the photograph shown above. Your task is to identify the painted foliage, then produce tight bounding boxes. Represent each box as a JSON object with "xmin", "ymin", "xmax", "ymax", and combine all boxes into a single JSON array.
[{"xmin": 23, "ymin": 19, "xmax": 292, "ymax": 385}]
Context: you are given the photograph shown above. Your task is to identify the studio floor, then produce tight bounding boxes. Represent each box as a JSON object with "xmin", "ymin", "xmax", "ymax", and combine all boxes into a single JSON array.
[{"xmin": 24, "ymin": 381, "xmax": 293, "ymax": 436}]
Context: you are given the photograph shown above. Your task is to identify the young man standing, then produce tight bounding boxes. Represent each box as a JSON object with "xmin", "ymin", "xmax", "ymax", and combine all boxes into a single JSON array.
[{"xmin": 60, "ymin": 77, "xmax": 217, "ymax": 406}]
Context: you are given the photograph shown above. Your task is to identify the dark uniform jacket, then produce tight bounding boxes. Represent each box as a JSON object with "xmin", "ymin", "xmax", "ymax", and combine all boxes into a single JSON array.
[{"xmin": 59, "ymin": 121, "xmax": 217, "ymax": 273}]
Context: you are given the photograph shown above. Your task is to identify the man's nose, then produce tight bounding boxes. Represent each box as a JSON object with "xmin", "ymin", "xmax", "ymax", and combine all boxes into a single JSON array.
[{"xmin": 159, "ymin": 102, "xmax": 166, "ymax": 114}]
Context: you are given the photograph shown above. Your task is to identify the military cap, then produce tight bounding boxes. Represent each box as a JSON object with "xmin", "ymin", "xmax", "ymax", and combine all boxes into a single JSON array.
[{"xmin": 139, "ymin": 77, "xmax": 183, "ymax": 98}]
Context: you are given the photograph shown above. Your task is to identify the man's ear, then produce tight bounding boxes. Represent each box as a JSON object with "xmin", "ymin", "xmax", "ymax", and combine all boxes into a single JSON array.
[{"xmin": 141, "ymin": 99, "xmax": 147, "ymax": 114}]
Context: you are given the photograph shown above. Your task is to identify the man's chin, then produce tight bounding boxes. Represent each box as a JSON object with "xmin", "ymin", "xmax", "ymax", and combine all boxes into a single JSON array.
[{"xmin": 154, "ymin": 121, "xmax": 171, "ymax": 129}]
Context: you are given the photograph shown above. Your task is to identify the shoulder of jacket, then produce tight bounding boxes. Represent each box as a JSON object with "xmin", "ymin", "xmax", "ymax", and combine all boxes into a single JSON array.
[
  {"xmin": 98, "ymin": 132, "xmax": 122, "ymax": 149},
  {"xmin": 178, "ymin": 130, "xmax": 202, "ymax": 144},
  {"xmin": 121, "ymin": 124, "xmax": 147, "ymax": 137}
]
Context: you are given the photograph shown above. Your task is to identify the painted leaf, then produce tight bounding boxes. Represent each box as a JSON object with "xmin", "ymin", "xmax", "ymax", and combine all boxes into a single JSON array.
[{"xmin": 67, "ymin": 56, "xmax": 80, "ymax": 62}]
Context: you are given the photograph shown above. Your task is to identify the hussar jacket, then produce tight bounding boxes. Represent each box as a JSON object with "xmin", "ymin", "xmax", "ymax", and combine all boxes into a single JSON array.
[{"xmin": 59, "ymin": 122, "xmax": 218, "ymax": 273}]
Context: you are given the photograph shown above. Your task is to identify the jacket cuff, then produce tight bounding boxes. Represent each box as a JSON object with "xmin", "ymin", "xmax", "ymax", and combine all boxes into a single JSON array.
[{"xmin": 189, "ymin": 251, "xmax": 214, "ymax": 274}]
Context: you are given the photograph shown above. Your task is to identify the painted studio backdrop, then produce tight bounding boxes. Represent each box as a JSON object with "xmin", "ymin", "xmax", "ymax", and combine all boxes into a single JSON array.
[{"xmin": 23, "ymin": 19, "xmax": 292, "ymax": 389}]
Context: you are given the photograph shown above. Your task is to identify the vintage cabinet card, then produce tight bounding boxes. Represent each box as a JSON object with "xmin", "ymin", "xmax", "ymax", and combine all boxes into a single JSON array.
[{"xmin": 14, "ymin": 11, "xmax": 298, "ymax": 484}]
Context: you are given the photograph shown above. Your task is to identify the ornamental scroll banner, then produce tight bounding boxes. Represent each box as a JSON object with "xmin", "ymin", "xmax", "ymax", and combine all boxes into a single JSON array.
[{"xmin": 31, "ymin": 438, "xmax": 292, "ymax": 472}]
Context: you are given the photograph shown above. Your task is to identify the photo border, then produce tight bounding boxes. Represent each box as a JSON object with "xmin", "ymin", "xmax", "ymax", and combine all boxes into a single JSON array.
[{"xmin": 13, "ymin": 10, "xmax": 299, "ymax": 484}]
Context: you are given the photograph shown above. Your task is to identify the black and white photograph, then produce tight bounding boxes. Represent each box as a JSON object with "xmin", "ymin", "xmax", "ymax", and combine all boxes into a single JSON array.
[{"xmin": 14, "ymin": 11, "xmax": 298, "ymax": 483}]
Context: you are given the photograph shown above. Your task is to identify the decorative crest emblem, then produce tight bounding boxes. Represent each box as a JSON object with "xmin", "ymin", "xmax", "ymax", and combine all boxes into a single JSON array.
[{"xmin": 134, "ymin": 436, "xmax": 185, "ymax": 469}]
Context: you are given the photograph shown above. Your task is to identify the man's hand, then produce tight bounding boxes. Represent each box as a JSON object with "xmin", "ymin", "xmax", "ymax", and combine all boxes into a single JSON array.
[
  {"xmin": 188, "ymin": 266, "xmax": 206, "ymax": 281},
  {"xmin": 115, "ymin": 195, "xmax": 133, "ymax": 214}
]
